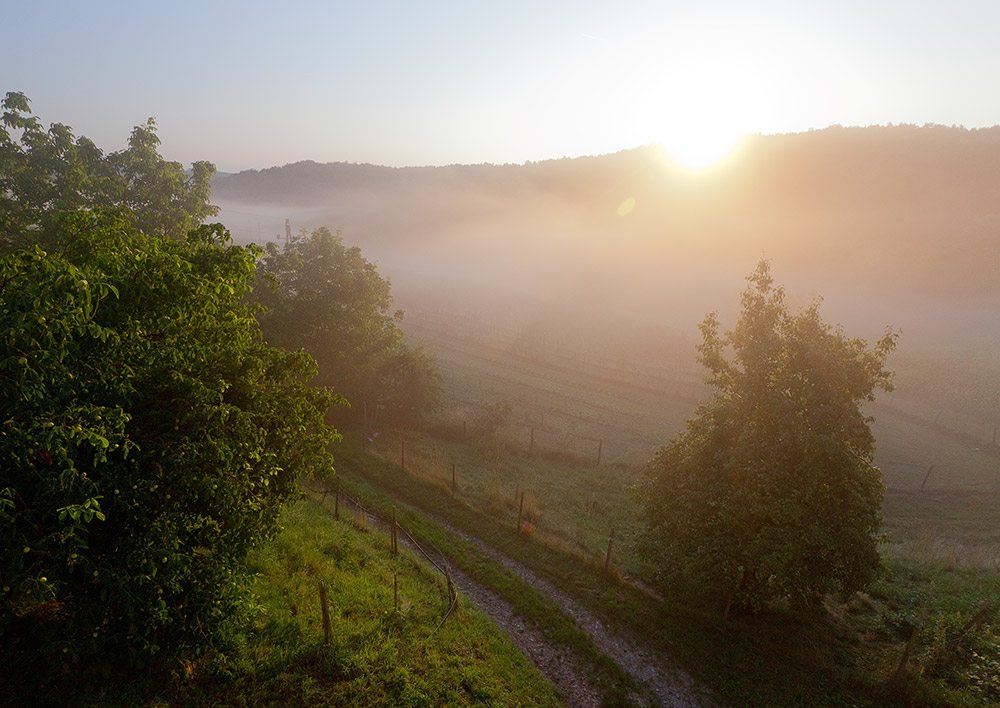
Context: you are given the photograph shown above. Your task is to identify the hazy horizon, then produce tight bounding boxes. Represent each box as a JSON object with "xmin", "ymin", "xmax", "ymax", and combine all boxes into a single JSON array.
[
  {"xmin": 9, "ymin": 1, "xmax": 1000, "ymax": 172},
  {"xmin": 212, "ymin": 127, "xmax": 1000, "ymax": 362},
  {"xmin": 11, "ymin": 0, "xmax": 1000, "ymax": 448},
  {"xmin": 212, "ymin": 122, "xmax": 1000, "ymax": 174}
]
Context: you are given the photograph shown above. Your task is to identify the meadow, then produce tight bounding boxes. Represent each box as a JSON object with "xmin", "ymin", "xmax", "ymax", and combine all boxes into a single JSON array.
[
  {"xmin": 340, "ymin": 313, "xmax": 1000, "ymax": 706},
  {"xmin": 397, "ymin": 314, "xmax": 1000, "ymax": 563}
]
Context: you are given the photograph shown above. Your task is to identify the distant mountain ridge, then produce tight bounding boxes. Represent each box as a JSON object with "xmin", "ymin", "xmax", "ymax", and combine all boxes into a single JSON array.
[
  {"xmin": 212, "ymin": 125, "xmax": 1000, "ymax": 207},
  {"xmin": 212, "ymin": 125, "xmax": 1000, "ymax": 345}
]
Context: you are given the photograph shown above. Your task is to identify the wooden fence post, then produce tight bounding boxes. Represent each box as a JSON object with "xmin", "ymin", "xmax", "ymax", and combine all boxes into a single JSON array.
[
  {"xmin": 604, "ymin": 527, "xmax": 615, "ymax": 575},
  {"xmin": 958, "ymin": 600, "xmax": 990, "ymax": 636},
  {"xmin": 596, "ymin": 439, "xmax": 603, "ymax": 467},
  {"xmin": 444, "ymin": 565, "xmax": 456, "ymax": 606},
  {"xmin": 892, "ymin": 626, "xmax": 919, "ymax": 683},
  {"xmin": 517, "ymin": 490, "xmax": 525, "ymax": 533},
  {"xmin": 391, "ymin": 505, "xmax": 398, "ymax": 555},
  {"xmin": 920, "ymin": 464, "xmax": 935, "ymax": 491},
  {"xmin": 451, "ymin": 463, "xmax": 457, "ymax": 496},
  {"xmin": 318, "ymin": 581, "xmax": 332, "ymax": 646}
]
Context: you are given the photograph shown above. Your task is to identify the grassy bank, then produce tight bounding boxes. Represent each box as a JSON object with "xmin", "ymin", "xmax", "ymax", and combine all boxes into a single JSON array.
[
  {"xmin": 33, "ymin": 497, "xmax": 561, "ymax": 708},
  {"xmin": 333, "ymin": 452, "xmax": 643, "ymax": 706},
  {"xmin": 344, "ymin": 435, "xmax": 1000, "ymax": 707}
]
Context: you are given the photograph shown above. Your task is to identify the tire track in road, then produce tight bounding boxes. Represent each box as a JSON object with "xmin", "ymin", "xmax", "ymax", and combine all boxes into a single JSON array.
[
  {"xmin": 329, "ymin": 482, "xmax": 716, "ymax": 708},
  {"xmin": 422, "ymin": 509, "xmax": 716, "ymax": 708},
  {"xmin": 320, "ymin": 487, "xmax": 604, "ymax": 707}
]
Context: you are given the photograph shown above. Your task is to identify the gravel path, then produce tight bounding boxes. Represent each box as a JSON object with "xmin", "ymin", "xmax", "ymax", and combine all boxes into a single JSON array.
[
  {"xmin": 418, "ymin": 510, "xmax": 716, "ymax": 708},
  {"xmin": 326, "ymin": 486, "xmax": 716, "ymax": 707},
  {"xmin": 347, "ymin": 500, "xmax": 604, "ymax": 707},
  {"xmin": 446, "ymin": 561, "xmax": 604, "ymax": 708}
]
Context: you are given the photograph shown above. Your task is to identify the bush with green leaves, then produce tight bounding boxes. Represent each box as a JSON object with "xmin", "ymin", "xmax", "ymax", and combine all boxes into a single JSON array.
[
  {"xmin": 917, "ymin": 611, "xmax": 1000, "ymax": 702},
  {"xmin": 1, "ymin": 90, "xmax": 216, "ymax": 247},
  {"xmin": 635, "ymin": 261, "xmax": 896, "ymax": 614},
  {"xmin": 0, "ymin": 94, "xmax": 342, "ymax": 688},
  {"xmin": 967, "ymin": 631, "xmax": 1000, "ymax": 703},
  {"xmin": 0, "ymin": 211, "xmax": 339, "ymax": 677}
]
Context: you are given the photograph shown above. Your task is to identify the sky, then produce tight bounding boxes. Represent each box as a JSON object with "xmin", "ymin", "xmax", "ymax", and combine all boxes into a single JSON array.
[{"xmin": 5, "ymin": 0, "xmax": 1000, "ymax": 172}]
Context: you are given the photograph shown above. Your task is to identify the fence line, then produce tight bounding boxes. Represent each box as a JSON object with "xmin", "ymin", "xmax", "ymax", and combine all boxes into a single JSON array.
[
  {"xmin": 351, "ymin": 436, "xmax": 625, "ymax": 580},
  {"xmin": 302, "ymin": 478, "xmax": 460, "ymax": 637}
]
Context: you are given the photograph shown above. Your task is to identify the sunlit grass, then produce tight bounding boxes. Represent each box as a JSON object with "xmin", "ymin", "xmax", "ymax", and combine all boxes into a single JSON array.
[{"xmin": 48, "ymin": 498, "xmax": 561, "ymax": 708}]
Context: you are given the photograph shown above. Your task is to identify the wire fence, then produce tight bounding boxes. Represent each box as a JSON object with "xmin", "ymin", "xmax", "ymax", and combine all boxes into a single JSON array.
[{"xmin": 302, "ymin": 479, "xmax": 460, "ymax": 638}]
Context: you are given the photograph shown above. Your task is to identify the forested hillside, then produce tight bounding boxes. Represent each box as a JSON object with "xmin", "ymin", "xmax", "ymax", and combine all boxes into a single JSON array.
[{"xmin": 214, "ymin": 124, "xmax": 1000, "ymax": 311}]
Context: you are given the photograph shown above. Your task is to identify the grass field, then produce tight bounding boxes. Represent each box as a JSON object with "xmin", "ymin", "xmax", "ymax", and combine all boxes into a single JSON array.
[
  {"xmin": 371, "ymin": 316, "xmax": 1000, "ymax": 706},
  {"xmin": 400, "ymin": 317, "xmax": 1000, "ymax": 561},
  {"xmin": 350, "ymin": 431, "xmax": 1000, "ymax": 707}
]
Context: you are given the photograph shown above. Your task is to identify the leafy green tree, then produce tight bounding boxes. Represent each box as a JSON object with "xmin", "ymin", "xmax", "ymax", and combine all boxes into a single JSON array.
[
  {"xmin": 0, "ymin": 214, "xmax": 338, "ymax": 675},
  {"xmin": 635, "ymin": 261, "xmax": 896, "ymax": 615},
  {"xmin": 254, "ymin": 225, "xmax": 439, "ymax": 428},
  {"xmin": 0, "ymin": 91, "xmax": 216, "ymax": 248}
]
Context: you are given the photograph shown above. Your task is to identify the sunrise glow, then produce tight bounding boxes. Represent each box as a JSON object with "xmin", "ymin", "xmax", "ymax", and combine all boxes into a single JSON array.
[
  {"xmin": 658, "ymin": 132, "xmax": 744, "ymax": 171},
  {"xmin": 8, "ymin": 2, "xmax": 1000, "ymax": 706}
]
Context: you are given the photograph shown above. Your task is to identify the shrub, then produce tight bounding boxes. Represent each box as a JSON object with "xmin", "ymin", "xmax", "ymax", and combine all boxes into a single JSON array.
[{"xmin": 0, "ymin": 214, "xmax": 338, "ymax": 678}]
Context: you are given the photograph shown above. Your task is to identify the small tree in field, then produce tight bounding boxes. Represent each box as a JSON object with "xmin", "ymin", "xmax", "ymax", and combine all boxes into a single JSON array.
[{"xmin": 635, "ymin": 261, "xmax": 896, "ymax": 615}]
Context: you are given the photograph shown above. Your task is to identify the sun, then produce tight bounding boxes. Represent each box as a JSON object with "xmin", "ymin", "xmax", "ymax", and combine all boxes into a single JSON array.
[{"xmin": 658, "ymin": 131, "xmax": 743, "ymax": 171}]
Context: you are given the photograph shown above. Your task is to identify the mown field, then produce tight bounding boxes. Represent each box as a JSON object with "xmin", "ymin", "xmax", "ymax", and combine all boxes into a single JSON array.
[
  {"xmin": 363, "ymin": 316, "xmax": 1000, "ymax": 706},
  {"xmin": 399, "ymin": 316, "xmax": 1000, "ymax": 566}
]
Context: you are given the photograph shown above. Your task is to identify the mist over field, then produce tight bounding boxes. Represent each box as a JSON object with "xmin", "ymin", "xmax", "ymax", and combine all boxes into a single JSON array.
[
  {"xmin": 10, "ymin": 100, "xmax": 1000, "ymax": 708},
  {"xmin": 13, "ymin": 0, "xmax": 1000, "ymax": 700},
  {"xmin": 215, "ymin": 126, "xmax": 1000, "ymax": 412},
  {"xmin": 210, "ymin": 125, "xmax": 1000, "ymax": 629}
]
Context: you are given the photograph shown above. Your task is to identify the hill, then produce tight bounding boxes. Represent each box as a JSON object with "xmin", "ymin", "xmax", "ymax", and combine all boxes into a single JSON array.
[
  {"xmin": 213, "ymin": 124, "xmax": 1000, "ymax": 322},
  {"xmin": 213, "ymin": 126, "xmax": 1000, "ymax": 446}
]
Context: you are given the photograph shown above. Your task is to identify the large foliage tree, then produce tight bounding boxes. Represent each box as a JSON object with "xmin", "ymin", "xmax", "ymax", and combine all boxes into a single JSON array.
[
  {"xmin": 0, "ymin": 214, "xmax": 338, "ymax": 676},
  {"xmin": 374, "ymin": 342, "xmax": 442, "ymax": 429},
  {"xmin": 0, "ymin": 91, "xmax": 216, "ymax": 246},
  {"xmin": 0, "ymin": 98, "xmax": 339, "ymax": 680},
  {"xmin": 254, "ymin": 226, "xmax": 439, "ymax": 428},
  {"xmin": 635, "ymin": 261, "xmax": 896, "ymax": 614}
]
